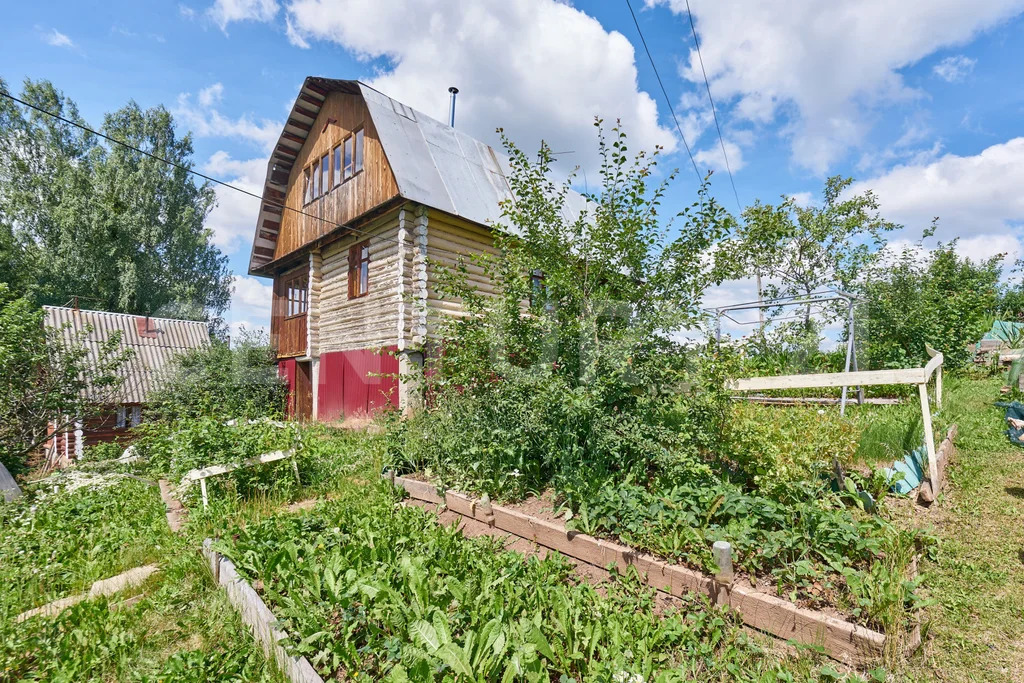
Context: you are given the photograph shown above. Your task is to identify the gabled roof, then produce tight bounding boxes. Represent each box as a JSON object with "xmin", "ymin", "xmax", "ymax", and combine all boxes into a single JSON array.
[
  {"xmin": 43, "ymin": 306, "xmax": 211, "ymax": 404},
  {"xmin": 249, "ymin": 77, "xmax": 588, "ymax": 275}
]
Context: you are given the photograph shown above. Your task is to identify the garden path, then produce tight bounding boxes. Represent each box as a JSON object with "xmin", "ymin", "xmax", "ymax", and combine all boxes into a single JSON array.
[{"xmin": 900, "ymin": 378, "xmax": 1024, "ymax": 682}]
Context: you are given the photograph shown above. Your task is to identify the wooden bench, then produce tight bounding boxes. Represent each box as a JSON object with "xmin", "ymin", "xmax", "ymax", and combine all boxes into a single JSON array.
[{"xmin": 181, "ymin": 449, "xmax": 299, "ymax": 508}]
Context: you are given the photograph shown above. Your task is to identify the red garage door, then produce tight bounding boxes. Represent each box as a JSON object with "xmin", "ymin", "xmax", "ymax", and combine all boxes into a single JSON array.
[{"xmin": 317, "ymin": 347, "xmax": 399, "ymax": 421}]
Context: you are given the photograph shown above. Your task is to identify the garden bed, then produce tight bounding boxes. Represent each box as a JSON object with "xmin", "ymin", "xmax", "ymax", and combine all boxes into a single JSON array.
[
  {"xmin": 211, "ymin": 485, "xmax": 821, "ymax": 681},
  {"xmin": 388, "ymin": 473, "xmax": 887, "ymax": 667}
]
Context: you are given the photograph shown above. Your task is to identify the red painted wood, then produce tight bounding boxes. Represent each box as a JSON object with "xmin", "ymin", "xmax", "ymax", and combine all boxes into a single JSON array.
[
  {"xmin": 278, "ymin": 358, "xmax": 297, "ymax": 418},
  {"xmin": 317, "ymin": 348, "xmax": 398, "ymax": 420},
  {"xmin": 317, "ymin": 352, "xmax": 345, "ymax": 421},
  {"xmin": 342, "ymin": 351, "xmax": 368, "ymax": 417},
  {"xmin": 367, "ymin": 348, "xmax": 399, "ymax": 413}
]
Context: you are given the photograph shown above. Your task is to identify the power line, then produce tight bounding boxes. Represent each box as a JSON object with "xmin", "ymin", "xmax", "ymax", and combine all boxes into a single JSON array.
[
  {"xmin": 624, "ymin": 0, "xmax": 703, "ymax": 185},
  {"xmin": 0, "ymin": 88, "xmax": 400, "ymax": 257},
  {"xmin": 684, "ymin": 0, "xmax": 741, "ymax": 212}
]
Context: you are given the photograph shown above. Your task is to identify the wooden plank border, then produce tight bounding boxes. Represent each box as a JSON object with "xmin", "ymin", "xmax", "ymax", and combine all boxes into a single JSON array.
[
  {"xmin": 917, "ymin": 425, "xmax": 958, "ymax": 505},
  {"xmin": 388, "ymin": 475, "xmax": 886, "ymax": 667},
  {"xmin": 158, "ymin": 479, "xmax": 188, "ymax": 532},
  {"xmin": 202, "ymin": 540, "xmax": 323, "ymax": 683}
]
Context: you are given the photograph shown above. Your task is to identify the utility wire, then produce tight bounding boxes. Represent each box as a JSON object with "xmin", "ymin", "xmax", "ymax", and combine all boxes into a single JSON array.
[
  {"xmin": 624, "ymin": 0, "xmax": 703, "ymax": 185},
  {"xmin": 684, "ymin": 0, "xmax": 741, "ymax": 212},
  {"xmin": 0, "ymin": 88, "xmax": 402, "ymax": 255}
]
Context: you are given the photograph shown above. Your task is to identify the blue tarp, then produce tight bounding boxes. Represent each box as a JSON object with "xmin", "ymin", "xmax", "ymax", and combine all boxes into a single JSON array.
[
  {"xmin": 881, "ymin": 444, "xmax": 927, "ymax": 494},
  {"xmin": 982, "ymin": 320, "xmax": 1024, "ymax": 342},
  {"xmin": 995, "ymin": 401, "xmax": 1024, "ymax": 448}
]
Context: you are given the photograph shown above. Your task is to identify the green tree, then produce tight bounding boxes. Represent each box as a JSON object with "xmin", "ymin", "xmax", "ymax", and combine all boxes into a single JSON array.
[
  {"xmin": 859, "ymin": 242, "xmax": 1001, "ymax": 369},
  {"xmin": 0, "ymin": 77, "xmax": 231, "ymax": 323},
  {"xmin": 0, "ymin": 284, "xmax": 130, "ymax": 473},
  {"xmin": 717, "ymin": 176, "xmax": 899, "ymax": 327},
  {"xmin": 395, "ymin": 122, "xmax": 736, "ymax": 498},
  {"xmin": 147, "ymin": 328, "xmax": 286, "ymax": 422}
]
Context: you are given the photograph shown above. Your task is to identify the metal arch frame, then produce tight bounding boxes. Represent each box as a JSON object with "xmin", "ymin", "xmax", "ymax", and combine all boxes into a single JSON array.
[{"xmin": 706, "ymin": 289, "xmax": 864, "ymax": 415}]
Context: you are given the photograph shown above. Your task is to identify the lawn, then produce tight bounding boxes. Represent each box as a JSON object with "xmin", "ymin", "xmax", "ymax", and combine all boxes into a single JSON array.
[{"xmin": 893, "ymin": 375, "xmax": 1024, "ymax": 682}]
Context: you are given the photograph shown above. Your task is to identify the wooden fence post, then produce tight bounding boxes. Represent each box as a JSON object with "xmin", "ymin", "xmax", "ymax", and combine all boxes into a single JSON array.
[{"xmin": 919, "ymin": 382, "xmax": 939, "ymax": 495}]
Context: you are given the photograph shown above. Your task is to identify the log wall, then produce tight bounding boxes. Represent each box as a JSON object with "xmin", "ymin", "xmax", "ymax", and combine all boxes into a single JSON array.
[
  {"xmin": 318, "ymin": 208, "xmax": 405, "ymax": 355},
  {"xmin": 423, "ymin": 209, "xmax": 501, "ymax": 342}
]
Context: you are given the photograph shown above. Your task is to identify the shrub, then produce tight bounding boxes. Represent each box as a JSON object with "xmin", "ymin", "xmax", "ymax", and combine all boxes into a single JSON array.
[
  {"xmin": 859, "ymin": 242, "xmax": 1001, "ymax": 370},
  {"xmin": 0, "ymin": 284, "xmax": 130, "ymax": 473},
  {"xmin": 148, "ymin": 328, "xmax": 286, "ymax": 421}
]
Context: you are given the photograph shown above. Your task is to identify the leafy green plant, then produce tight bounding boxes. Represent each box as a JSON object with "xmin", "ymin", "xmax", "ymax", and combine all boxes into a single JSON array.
[
  {"xmin": 859, "ymin": 241, "xmax": 1001, "ymax": 370},
  {"xmin": 148, "ymin": 328, "xmax": 286, "ymax": 422},
  {"xmin": 219, "ymin": 488, "xmax": 815, "ymax": 681}
]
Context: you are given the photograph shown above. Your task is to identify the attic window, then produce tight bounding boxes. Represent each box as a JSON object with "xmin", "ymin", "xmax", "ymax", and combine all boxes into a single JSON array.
[
  {"xmin": 303, "ymin": 167, "xmax": 312, "ymax": 204},
  {"xmin": 342, "ymin": 128, "xmax": 364, "ymax": 182},
  {"xmin": 332, "ymin": 144, "xmax": 342, "ymax": 188}
]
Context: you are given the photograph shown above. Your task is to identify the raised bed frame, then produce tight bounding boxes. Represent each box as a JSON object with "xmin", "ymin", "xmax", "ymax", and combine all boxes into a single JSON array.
[
  {"xmin": 386, "ymin": 473, "xmax": 888, "ymax": 667},
  {"xmin": 202, "ymin": 539, "xmax": 323, "ymax": 683},
  {"xmin": 729, "ymin": 349, "xmax": 946, "ymax": 497}
]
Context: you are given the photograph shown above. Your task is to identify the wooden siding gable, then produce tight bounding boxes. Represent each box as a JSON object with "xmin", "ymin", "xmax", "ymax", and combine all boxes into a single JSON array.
[{"xmin": 272, "ymin": 91, "xmax": 400, "ymax": 264}]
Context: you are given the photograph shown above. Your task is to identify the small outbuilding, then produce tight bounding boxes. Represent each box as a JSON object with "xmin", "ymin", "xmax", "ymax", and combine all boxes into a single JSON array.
[{"xmin": 42, "ymin": 306, "xmax": 211, "ymax": 465}]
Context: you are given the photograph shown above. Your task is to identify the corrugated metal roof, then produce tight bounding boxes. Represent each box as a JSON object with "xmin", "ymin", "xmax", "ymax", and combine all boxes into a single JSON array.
[
  {"xmin": 42, "ymin": 306, "xmax": 211, "ymax": 404},
  {"xmin": 248, "ymin": 77, "xmax": 589, "ymax": 274}
]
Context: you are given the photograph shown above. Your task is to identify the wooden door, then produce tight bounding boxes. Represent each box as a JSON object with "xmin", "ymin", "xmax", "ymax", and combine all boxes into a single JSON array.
[{"xmin": 295, "ymin": 360, "xmax": 313, "ymax": 421}]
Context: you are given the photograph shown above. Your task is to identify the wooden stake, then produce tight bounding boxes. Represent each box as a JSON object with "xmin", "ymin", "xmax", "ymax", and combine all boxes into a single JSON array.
[
  {"xmin": 919, "ymin": 382, "xmax": 939, "ymax": 496},
  {"xmin": 200, "ymin": 478, "xmax": 209, "ymax": 509}
]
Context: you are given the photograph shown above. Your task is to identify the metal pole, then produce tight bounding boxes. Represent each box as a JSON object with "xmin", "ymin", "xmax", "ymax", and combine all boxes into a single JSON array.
[
  {"xmin": 756, "ymin": 270, "xmax": 764, "ymax": 334},
  {"xmin": 447, "ymin": 87, "xmax": 459, "ymax": 127},
  {"xmin": 849, "ymin": 300, "xmax": 864, "ymax": 404}
]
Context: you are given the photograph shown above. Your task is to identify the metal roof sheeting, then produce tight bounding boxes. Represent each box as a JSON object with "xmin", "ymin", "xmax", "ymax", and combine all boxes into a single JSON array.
[
  {"xmin": 43, "ymin": 306, "xmax": 211, "ymax": 405},
  {"xmin": 249, "ymin": 77, "xmax": 589, "ymax": 274}
]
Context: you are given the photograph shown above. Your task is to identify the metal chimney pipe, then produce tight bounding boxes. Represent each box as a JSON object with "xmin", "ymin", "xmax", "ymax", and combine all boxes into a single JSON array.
[{"xmin": 448, "ymin": 86, "xmax": 459, "ymax": 127}]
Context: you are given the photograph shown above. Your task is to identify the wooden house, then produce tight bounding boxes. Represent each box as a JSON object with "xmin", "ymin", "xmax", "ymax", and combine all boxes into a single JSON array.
[
  {"xmin": 250, "ymin": 77, "xmax": 583, "ymax": 421},
  {"xmin": 42, "ymin": 306, "xmax": 210, "ymax": 464}
]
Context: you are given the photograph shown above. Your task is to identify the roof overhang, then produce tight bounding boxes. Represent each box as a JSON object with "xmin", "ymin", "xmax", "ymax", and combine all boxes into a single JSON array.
[{"xmin": 248, "ymin": 78, "xmax": 364, "ymax": 276}]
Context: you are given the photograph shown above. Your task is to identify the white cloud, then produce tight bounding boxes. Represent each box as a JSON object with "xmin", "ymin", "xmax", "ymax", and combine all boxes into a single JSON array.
[
  {"xmin": 174, "ymin": 85, "xmax": 281, "ymax": 152},
  {"xmin": 789, "ymin": 191, "xmax": 814, "ymax": 208},
  {"xmin": 648, "ymin": 0, "xmax": 1024, "ymax": 173},
  {"xmin": 214, "ymin": 0, "xmax": 678, "ymax": 173},
  {"xmin": 202, "ymin": 151, "xmax": 266, "ymax": 254},
  {"xmin": 232, "ymin": 275, "xmax": 272, "ymax": 309},
  {"xmin": 693, "ymin": 139, "xmax": 745, "ymax": 173},
  {"xmin": 179, "ymin": 4, "xmax": 197, "ymax": 20},
  {"xmin": 227, "ymin": 276, "xmax": 273, "ymax": 341},
  {"xmin": 198, "ymin": 82, "xmax": 224, "ymax": 107},
  {"xmin": 933, "ymin": 54, "xmax": 977, "ymax": 82},
  {"xmin": 850, "ymin": 137, "xmax": 1024, "ymax": 264},
  {"xmin": 44, "ymin": 29, "xmax": 73, "ymax": 48},
  {"xmin": 208, "ymin": 0, "xmax": 279, "ymax": 31}
]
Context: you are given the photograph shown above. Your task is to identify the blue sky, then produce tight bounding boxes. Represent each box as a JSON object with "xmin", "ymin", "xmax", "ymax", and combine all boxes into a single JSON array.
[{"xmin": 2, "ymin": 0, "xmax": 1023, "ymax": 337}]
